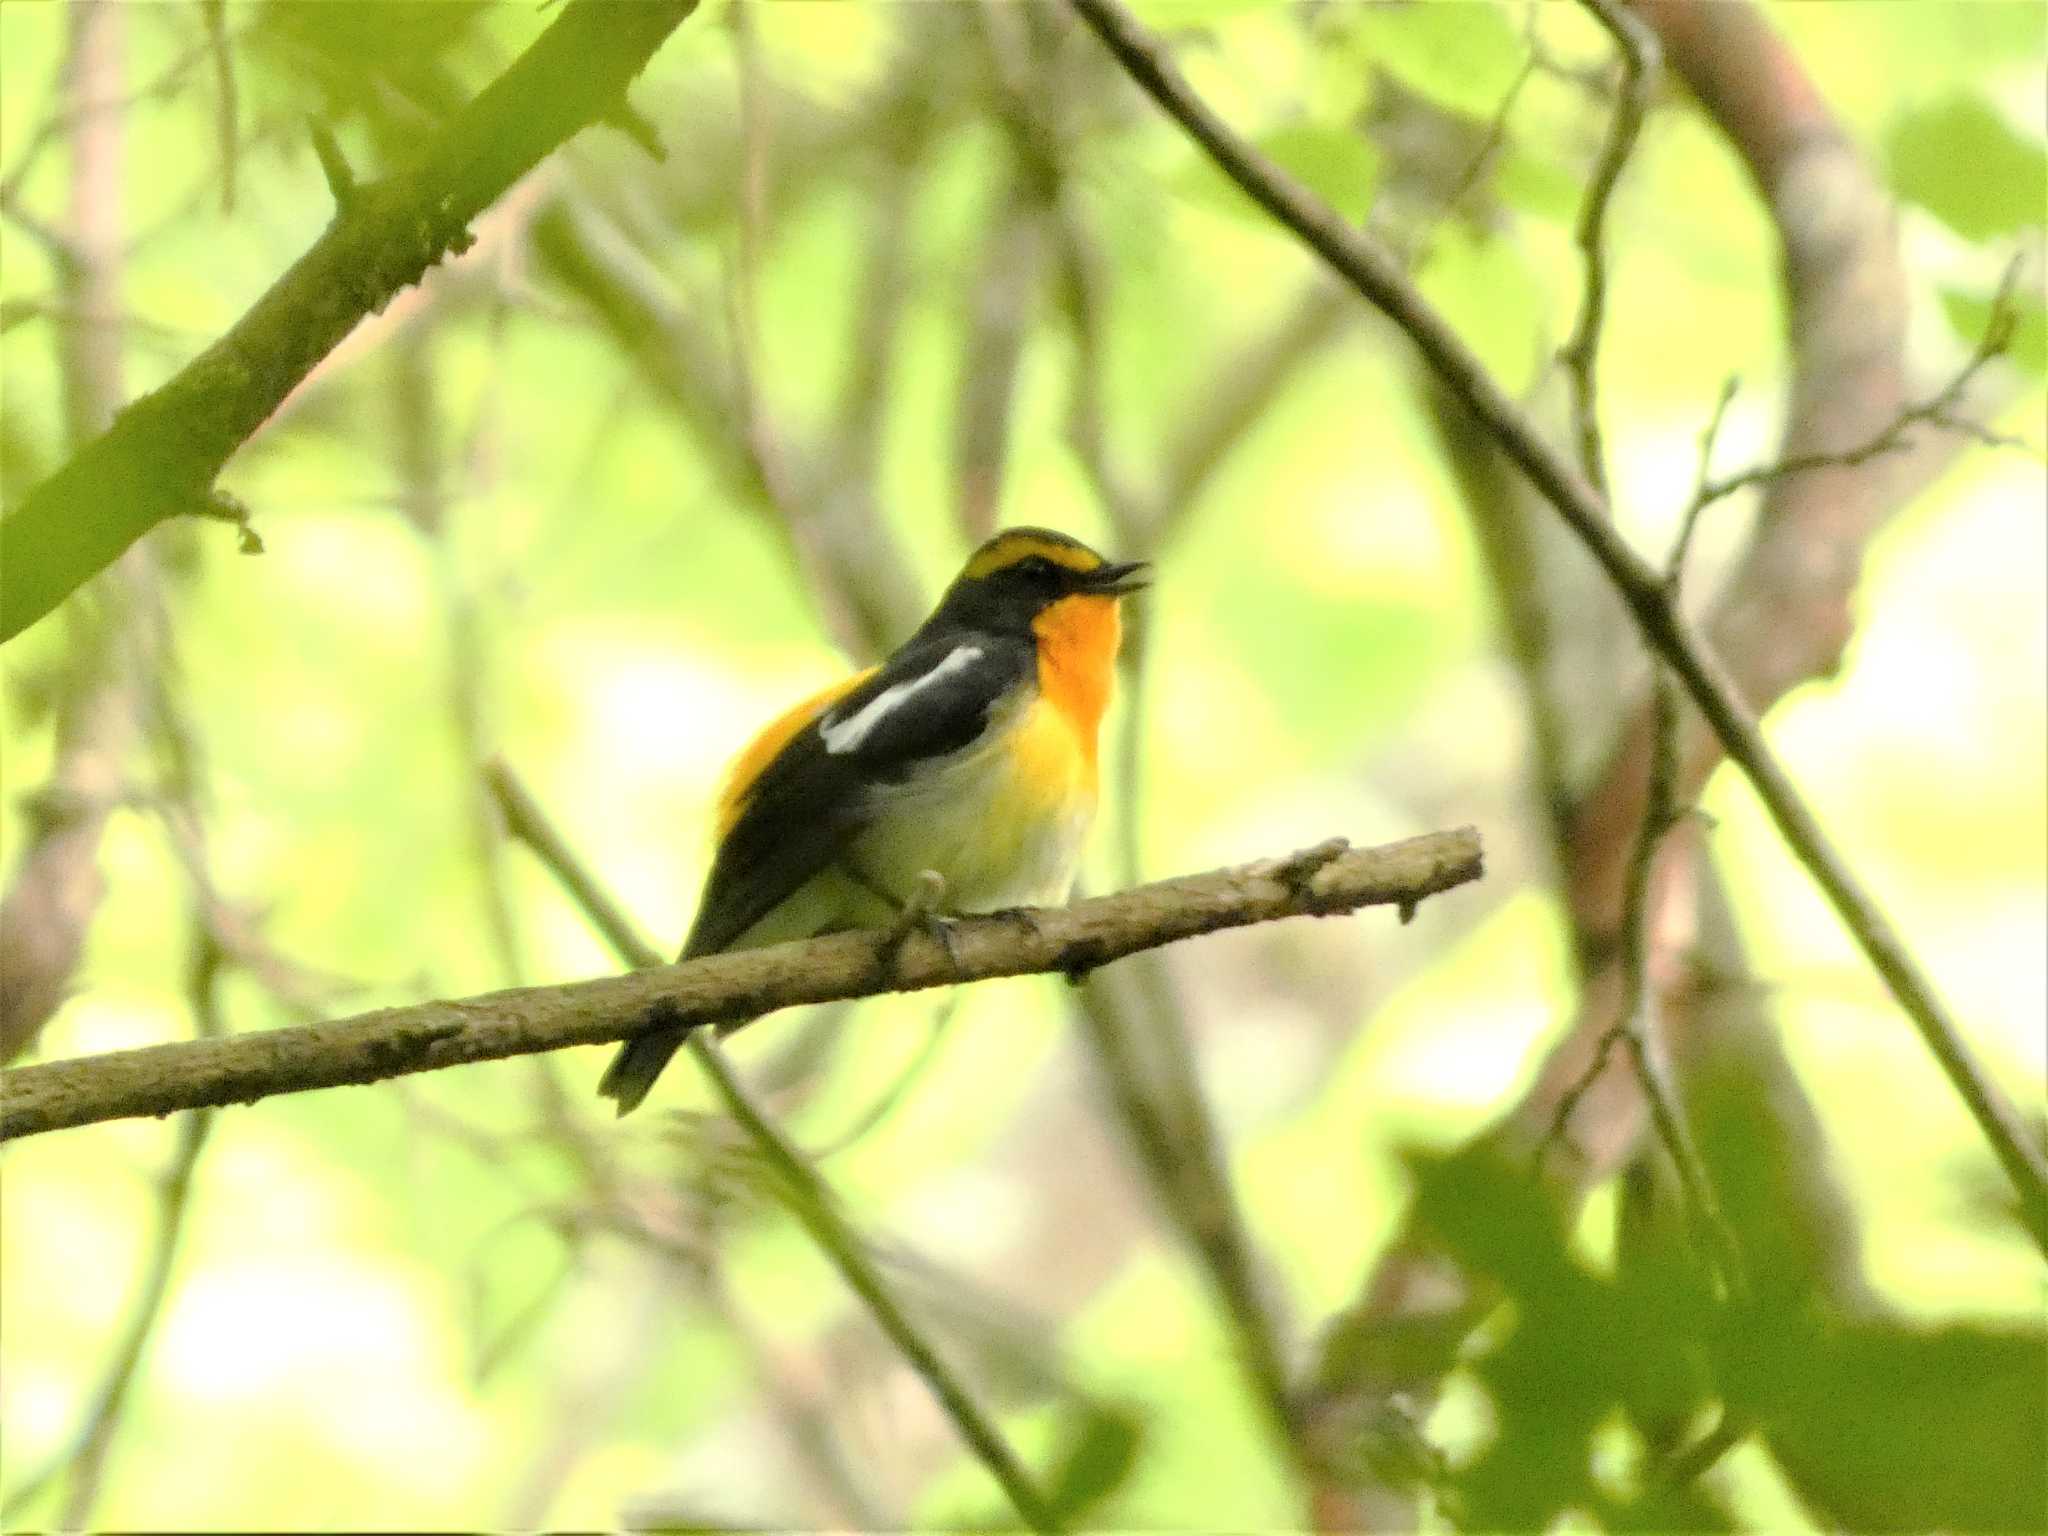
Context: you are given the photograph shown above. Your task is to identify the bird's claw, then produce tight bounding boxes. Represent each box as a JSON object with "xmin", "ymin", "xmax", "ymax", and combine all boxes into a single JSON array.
[{"xmin": 883, "ymin": 870, "xmax": 963, "ymax": 976}]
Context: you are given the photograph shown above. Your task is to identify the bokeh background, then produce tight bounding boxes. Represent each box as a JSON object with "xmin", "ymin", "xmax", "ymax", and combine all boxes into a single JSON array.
[{"xmin": 1, "ymin": 1, "xmax": 2042, "ymax": 1530}]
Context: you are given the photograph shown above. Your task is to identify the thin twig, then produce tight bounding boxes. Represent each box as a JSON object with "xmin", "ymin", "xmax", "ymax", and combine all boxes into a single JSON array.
[
  {"xmin": 1669, "ymin": 374, "xmax": 1741, "ymax": 583},
  {"xmin": 1557, "ymin": 0, "xmax": 1660, "ymax": 500},
  {"xmin": 1535, "ymin": 663, "xmax": 1748, "ymax": 1319},
  {"xmin": 1593, "ymin": 669, "xmax": 1744, "ymax": 1300},
  {"xmin": 1542, "ymin": 420, "xmax": 1746, "ymax": 1267},
  {"xmin": 487, "ymin": 761, "xmax": 1057, "ymax": 1528},
  {"xmin": 1066, "ymin": 0, "xmax": 2048, "ymax": 1256},
  {"xmin": 1690, "ymin": 263, "xmax": 2036, "ymax": 514},
  {"xmin": 1424, "ymin": 41, "xmax": 1539, "ymax": 242},
  {"xmin": 805, "ymin": 994, "xmax": 962, "ymax": 1159},
  {"xmin": 1541, "ymin": 668, "xmax": 1677, "ymax": 1168},
  {"xmin": 687, "ymin": 1030, "xmax": 1064, "ymax": 1531},
  {"xmin": 991, "ymin": 50, "xmax": 1333, "ymax": 1487},
  {"xmin": 484, "ymin": 759, "xmax": 662, "ymax": 969},
  {"xmin": 1422, "ymin": 370, "xmax": 1588, "ymax": 878},
  {"xmin": 198, "ymin": 0, "xmax": 236, "ymax": 214},
  {"xmin": 1, "ymin": 927, "xmax": 223, "ymax": 1528},
  {"xmin": 1071, "ymin": 965, "xmax": 1304, "ymax": 1472},
  {"xmin": 0, "ymin": 27, "xmax": 223, "ymax": 211}
]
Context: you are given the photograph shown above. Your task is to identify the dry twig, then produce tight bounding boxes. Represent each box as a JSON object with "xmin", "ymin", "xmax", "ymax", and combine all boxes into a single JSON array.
[
  {"xmin": 1556, "ymin": 0, "xmax": 1660, "ymax": 498},
  {"xmin": 0, "ymin": 927, "xmax": 224, "ymax": 1528}
]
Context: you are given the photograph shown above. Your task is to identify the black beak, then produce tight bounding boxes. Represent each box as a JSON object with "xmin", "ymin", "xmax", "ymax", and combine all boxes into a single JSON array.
[{"xmin": 1083, "ymin": 559, "xmax": 1151, "ymax": 595}]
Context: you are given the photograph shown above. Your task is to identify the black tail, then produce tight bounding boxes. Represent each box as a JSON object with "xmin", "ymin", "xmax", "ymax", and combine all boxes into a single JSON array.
[{"xmin": 597, "ymin": 1020, "xmax": 691, "ymax": 1116}]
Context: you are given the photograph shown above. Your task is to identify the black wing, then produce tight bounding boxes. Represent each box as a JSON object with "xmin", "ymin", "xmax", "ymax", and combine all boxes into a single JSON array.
[{"xmin": 680, "ymin": 632, "xmax": 1031, "ymax": 957}]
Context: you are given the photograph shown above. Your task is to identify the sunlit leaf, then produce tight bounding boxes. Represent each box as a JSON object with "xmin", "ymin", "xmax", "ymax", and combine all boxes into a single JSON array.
[
  {"xmin": 1344, "ymin": 0, "xmax": 1527, "ymax": 120},
  {"xmin": 1495, "ymin": 144, "xmax": 1580, "ymax": 222},
  {"xmin": 1887, "ymin": 92, "xmax": 2048, "ymax": 243},
  {"xmin": 1943, "ymin": 285, "xmax": 2048, "ymax": 375}
]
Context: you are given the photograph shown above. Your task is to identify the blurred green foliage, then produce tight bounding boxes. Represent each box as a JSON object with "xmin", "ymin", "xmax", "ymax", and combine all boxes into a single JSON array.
[
  {"xmin": 1889, "ymin": 90, "xmax": 2048, "ymax": 245},
  {"xmin": 1, "ymin": 1, "xmax": 2043, "ymax": 1530}
]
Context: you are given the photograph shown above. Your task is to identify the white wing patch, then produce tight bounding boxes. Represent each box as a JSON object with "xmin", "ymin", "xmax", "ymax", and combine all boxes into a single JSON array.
[{"xmin": 819, "ymin": 644, "xmax": 985, "ymax": 756}]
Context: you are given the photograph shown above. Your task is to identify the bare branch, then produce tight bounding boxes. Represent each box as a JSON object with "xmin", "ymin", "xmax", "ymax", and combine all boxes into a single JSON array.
[
  {"xmin": 1546, "ymin": 667, "xmax": 1744, "ymax": 1300},
  {"xmin": 484, "ymin": 760, "xmax": 661, "ymax": 969},
  {"xmin": 1659, "ymin": 1404, "xmax": 1749, "ymax": 1491},
  {"xmin": 1669, "ymin": 373, "xmax": 1741, "ymax": 582},
  {"xmin": 1545, "ymin": 459, "xmax": 1747, "ymax": 1298},
  {"xmin": 978, "ymin": 37, "xmax": 1352, "ymax": 1494},
  {"xmin": 1070, "ymin": 963, "xmax": 1303, "ymax": 1475},
  {"xmin": 1422, "ymin": 370, "xmax": 1603, "ymax": 877},
  {"xmin": 1066, "ymin": 0, "xmax": 2048, "ymax": 1253},
  {"xmin": 198, "ymin": 0, "xmax": 236, "ymax": 214},
  {"xmin": 0, "ymin": 926, "xmax": 223, "ymax": 1528},
  {"xmin": 685, "ymin": 1029, "xmax": 1062, "ymax": 1531},
  {"xmin": 0, "ymin": 23, "xmax": 222, "ymax": 213},
  {"xmin": 1557, "ymin": 0, "xmax": 1660, "ymax": 498},
  {"xmin": 1, "ymin": 829, "xmax": 1483, "ymax": 1143},
  {"xmin": 489, "ymin": 755, "xmax": 1073, "ymax": 1530},
  {"xmin": 1313, "ymin": 1, "xmax": 2030, "ymax": 1520},
  {"xmin": 1690, "ymin": 263, "xmax": 2037, "ymax": 515}
]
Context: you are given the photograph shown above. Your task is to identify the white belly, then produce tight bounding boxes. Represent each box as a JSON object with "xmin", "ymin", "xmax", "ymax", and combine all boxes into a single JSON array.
[
  {"xmin": 723, "ymin": 693, "xmax": 1098, "ymax": 952},
  {"xmin": 848, "ymin": 699, "xmax": 1097, "ymax": 911}
]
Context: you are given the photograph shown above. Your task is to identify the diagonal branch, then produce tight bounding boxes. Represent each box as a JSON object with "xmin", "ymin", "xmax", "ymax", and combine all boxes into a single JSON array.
[
  {"xmin": 1, "ymin": 922, "xmax": 224, "ymax": 1527},
  {"xmin": 685, "ymin": 1028, "xmax": 1061, "ymax": 1531},
  {"xmin": 1065, "ymin": 0, "xmax": 2048, "ymax": 1255},
  {"xmin": 0, "ymin": 0, "xmax": 699, "ymax": 643},
  {"xmin": 487, "ymin": 758, "xmax": 1057, "ymax": 1527},
  {"xmin": 0, "ymin": 829, "xmax": 1483, "ymax": 1143}
]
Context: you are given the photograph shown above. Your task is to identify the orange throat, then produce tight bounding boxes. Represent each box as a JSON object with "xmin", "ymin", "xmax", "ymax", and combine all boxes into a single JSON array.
[{"xmin": 1031, "ymin": 594, "xmax": 1122, "ymax": 766}]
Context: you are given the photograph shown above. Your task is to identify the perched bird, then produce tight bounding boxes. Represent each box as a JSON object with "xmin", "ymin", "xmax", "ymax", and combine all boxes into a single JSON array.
[{"xmin": 599, "ymin": 526, "xmax": 1149, "ymax": 1114}]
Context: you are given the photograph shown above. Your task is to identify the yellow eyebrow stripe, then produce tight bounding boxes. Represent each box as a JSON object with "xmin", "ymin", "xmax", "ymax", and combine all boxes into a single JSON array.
[
  {"xmin": 714, "ymin": 667, "xmax": 878, "ymax": 840},
  {"xmin": 963, "ymin": 532, "xmax": 1104, "ymax": 580}
]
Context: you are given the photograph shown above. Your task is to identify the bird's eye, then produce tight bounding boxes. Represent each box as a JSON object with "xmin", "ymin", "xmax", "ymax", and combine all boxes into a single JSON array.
[{"xmin": 1017, "ymin": 556, "xmax": 1059, "ymax": 582}]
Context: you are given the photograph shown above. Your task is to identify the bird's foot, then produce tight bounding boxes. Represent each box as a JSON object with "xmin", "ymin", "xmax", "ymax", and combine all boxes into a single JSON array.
[{"xmin": 882, "ymin": 870, "xmax": 963, "ymax": 977}]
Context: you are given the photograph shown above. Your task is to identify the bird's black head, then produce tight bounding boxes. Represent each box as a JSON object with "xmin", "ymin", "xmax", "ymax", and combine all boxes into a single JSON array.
[{"xmin": 924, "ymin": 527, "xmax": 1149, "ymax": 637}]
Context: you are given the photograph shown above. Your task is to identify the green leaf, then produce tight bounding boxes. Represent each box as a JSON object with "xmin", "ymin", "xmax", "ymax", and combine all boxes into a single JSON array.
[
  {"xmin": 1044, "ymin": 1400, "xmax": 1146, "ymax": 1523},
  {"xmin": 1345, "ymin": 0, "xmax": 1526, "ymax": 119},
  {"xmin": 1887, "ymin": 92, "xmax": 2048, "ymax": 243},
  {"xmin": 1495, "ymin": 144, "xmax": 1580, "ymax": 222},
  {"xmin": 1728, "ymin": 1318, "xmax": 2048, "ymax": 1533},
  {"xmin": 1943, "ymin": 285, "xmax": 2048, "ymax": 375},
  {"xmin": 1406, "ymin": 1149, "xmax": 1719, "ymax": 1529}
]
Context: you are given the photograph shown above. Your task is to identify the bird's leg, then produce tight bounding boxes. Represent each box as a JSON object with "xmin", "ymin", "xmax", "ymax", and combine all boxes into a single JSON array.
[{"xmin": 882, "ymin": 869, "xmax": 963, "ymax": 977}]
